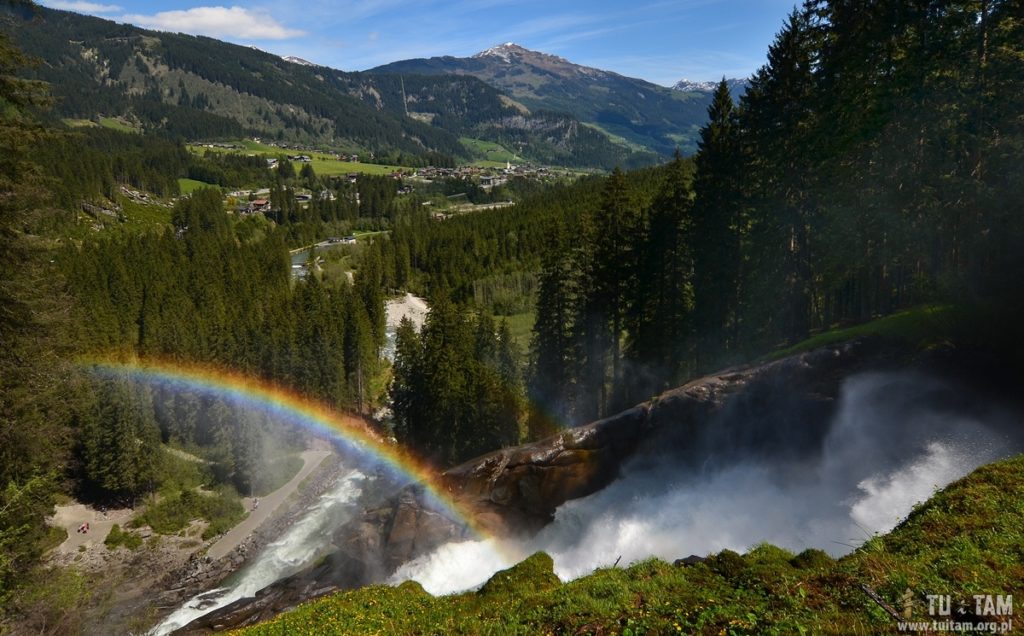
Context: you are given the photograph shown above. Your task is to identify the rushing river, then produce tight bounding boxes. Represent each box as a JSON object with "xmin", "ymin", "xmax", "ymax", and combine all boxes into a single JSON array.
[
  {"xmin": 153, "ymin": 293, "xmax": 430, "ymax": 633},
  {"xmin": 151, "ymin": 470, "xmax": 368, "ymax": 636},
  {"xmin": 382, "ymin": 293, "xmax": 429, "ymax": 362},
  {"xmin": 289, "ymin": 241, "xmax": 348, "ymax": 279}
]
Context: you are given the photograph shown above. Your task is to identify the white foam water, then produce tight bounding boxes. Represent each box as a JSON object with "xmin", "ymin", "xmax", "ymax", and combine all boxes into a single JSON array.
[
  {"xmin": 151, "ymin": 470, "xmax": 367, "ymax": 635},
  {"xmin": 391, "ymin": 373, "xmax": 1015, "ymax": 595}
]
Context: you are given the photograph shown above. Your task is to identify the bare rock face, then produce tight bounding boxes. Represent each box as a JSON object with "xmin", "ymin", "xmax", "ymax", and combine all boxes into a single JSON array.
[
  {"xmin": 443, "ymin": 404, "xmax": 649, "ymax": 534},
  {"xmin": 378, "ymin": 488, "xmax": 472, "ymax": 571}
]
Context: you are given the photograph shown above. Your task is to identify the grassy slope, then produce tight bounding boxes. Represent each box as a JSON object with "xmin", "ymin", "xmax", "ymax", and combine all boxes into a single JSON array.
[
  {"xmin": 178, "ymin": 178, "xmax": 217, "ymax": 195},
  {"xmin": 500, "ymin": 311, "xmax": 535, "ymax": 353},
  {"xmin": 117, "ymin": 199, "xmax": 173, "ymax": 227},
  {"xmin": 235, "ymin": 454, "xmax": 1024, "ymax": 635},
  {"xmin": 189, "ymin": 141, "xmax": 407, "ymax": 176},
  {"xmin": 97, "ymin": 116, "xmax": 138, "ymax": 134},
  {"xmin": 763, "ymin": 305, "xmax": 959, "ymax": 362},
  {"xmin": 459, "ymin": 137, "xmax": 517, "ymax": 165}
]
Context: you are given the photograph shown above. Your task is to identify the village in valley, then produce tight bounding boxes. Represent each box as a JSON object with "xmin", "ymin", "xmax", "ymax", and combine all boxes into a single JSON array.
[{"xmin": 195, "ymin": 137, "xmax": 569, "ymax": 221}]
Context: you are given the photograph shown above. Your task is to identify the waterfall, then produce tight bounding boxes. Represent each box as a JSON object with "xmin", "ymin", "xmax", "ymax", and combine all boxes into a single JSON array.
[{"xmin": 389, "ymin": 372, "xmax": 1019, "ymax": 594}]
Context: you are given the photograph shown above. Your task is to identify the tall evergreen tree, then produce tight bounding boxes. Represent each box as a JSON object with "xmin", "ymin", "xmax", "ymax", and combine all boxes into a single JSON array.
[
  {"xmin": 740, "ymin": 9, "xmax": 820, "ymax": 347},
  {"xmin": 0, "ymin": 11, "xmax": 74, "ymax": 601},
  {"xmin": 391, "ymin": 316, "xmax": 421, "ymax": 445},
  {"xmin": 690, "ymin": 80, "xmax": 746, "ymax": 370},
  {"xmin": 529, "ymin": 223, "xmax": 583, "ymax": 435},
  {"xmin": 575, "ymin": 168, "xmax": 643, "ymax": 417},
  {"xmin": 81, "ymin": 380, "xmax": 161, "ymax": 499},
  {"xmin": 626, "ymin": 151, "xmax": 695, "ymax": 399},
  {"xmin": 355, "ymin": 241, "xmax": 386, "ymax": 351}
]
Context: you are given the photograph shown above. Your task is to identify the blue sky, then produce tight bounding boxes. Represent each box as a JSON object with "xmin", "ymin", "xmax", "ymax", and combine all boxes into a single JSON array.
[{"xmin": 41, "ymin": 0, "xmax": 798, "ymax": 86}]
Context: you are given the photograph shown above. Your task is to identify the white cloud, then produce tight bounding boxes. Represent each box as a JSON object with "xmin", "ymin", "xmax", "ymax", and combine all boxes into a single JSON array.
[
  {"xmin": 119, "ymin": 6, "xmax": 305, "ymax": 40},
  {"xmin": 45, "ymin": 0, "xmax": 122, "ymax": 12}
]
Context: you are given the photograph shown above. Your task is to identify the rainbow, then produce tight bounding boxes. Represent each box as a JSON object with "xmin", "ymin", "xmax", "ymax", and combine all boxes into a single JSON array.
[{"xmin": 82, "ymin": 357, "xmax": 495, "ymax": 544}]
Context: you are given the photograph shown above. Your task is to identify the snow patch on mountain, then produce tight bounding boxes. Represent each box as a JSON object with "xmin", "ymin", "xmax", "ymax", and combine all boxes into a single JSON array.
[
  {"xmin": 281, "ymin": 55, "xmax": 314, "ymax": 66},
  {"xmin": 474, "ymin": 42, "xmax": 521, "ymax": 62},
  {"xmin": 672, "ymin": 79, "xmax": 720, "ymax": 92}
]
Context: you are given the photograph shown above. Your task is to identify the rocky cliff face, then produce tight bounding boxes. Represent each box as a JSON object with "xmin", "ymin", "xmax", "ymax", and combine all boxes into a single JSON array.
[
  {"xmin": 437, "ymin": 337, "xmax": 901, "ymax": 534},
  {"xmin": 177, "ymin": 337, "xmax": 911, "ymax": 633}
]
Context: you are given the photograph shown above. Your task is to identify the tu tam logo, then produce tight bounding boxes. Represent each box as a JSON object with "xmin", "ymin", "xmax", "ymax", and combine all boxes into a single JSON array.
[{"xmin": 926, "ymin": 594, "xmax": 1013, "ymax": 617}]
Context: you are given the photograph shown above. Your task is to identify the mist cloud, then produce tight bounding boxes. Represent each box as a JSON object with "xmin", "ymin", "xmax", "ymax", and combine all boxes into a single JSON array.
[{"xmin": 393, "ymin": 372, "xmax": 1022, "ymax": 594}]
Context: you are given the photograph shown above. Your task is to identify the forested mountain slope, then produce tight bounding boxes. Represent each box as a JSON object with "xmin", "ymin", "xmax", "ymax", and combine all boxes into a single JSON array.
[{"xmin": 1, "ymin": 5, "xmax": 650, "ymax": 168}]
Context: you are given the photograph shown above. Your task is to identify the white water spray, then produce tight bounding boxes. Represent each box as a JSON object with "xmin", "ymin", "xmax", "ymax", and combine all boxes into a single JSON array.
[
  {"xmin": 151, "ymin": 470, "xmax": 367, "ymax": 635},
  {"xmin": 391, "ymin": 372, "xmax": 1018, "ymax": 595}
]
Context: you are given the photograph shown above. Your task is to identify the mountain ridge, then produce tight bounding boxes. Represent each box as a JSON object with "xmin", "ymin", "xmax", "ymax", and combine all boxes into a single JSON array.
[
  {"xmin": 673, "ymin": 77, "xmax": 750, "ymax": 97},
  {"xmin": 373, "ymin": 42, "xmax": 734, "ymax": 156},
  {"xmin": 1, "ymin": 7, "xmax": 652, "ymax": 169}
]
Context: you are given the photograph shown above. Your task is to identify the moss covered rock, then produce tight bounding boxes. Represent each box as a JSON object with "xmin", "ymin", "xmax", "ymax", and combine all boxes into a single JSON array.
[{"xmin": 478, "ymin": 551, "xmax": 561, "ymax": 597}]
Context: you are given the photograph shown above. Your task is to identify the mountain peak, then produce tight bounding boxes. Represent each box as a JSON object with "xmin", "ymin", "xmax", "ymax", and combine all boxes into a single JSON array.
[
  {"xmin": 473, "ymin": 42, "xmax": 530, "ymax": 61},
  {"xmin": 471, "ymin": 42, "xmax": 603, "ymax": 79},
  {"xmin": 673, "ymin": 77, "xmax": 750, "ymax": 97},
  {"xmin": 672, "ymin": 78, "xmax": 719, "ymax": 92},
  {"xmin": 281, "ymin": 55, "xmax": 314, "ymax": 67}
]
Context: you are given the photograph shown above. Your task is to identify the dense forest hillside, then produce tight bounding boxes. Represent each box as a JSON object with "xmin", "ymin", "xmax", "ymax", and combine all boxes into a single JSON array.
[
  {"xmin": 0, "ymin": 4, "xmax": 653, "ymax": 169},
  {"xmin": 516, "ymin": 0, "xmax": 1024, "ymax": 431},
  {"xmin": 385, "ymin": 0, "xmax": 1024, "ymax": 443},
  {"xmin": 0, "ymin": 1, "xmax": 399, "ymax": 613}
]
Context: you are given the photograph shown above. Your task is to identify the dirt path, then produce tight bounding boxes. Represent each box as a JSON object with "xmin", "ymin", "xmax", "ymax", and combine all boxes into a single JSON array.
[
  {"xmin": 206, "ymin": 449, "xmax": 330, "ymax": 560},
  {"xmin": 50, "ymin": 503, "xmax": 134, "ymax": 553}
]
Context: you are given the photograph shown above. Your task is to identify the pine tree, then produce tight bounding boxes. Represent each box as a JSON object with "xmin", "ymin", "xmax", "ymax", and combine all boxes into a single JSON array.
[
  {"xmin": 299, "ymin": 162, "xmax": 316, "ymax": 187},
  {"xmin": 741, "ymin": 9, "xmax": 820, "ymax": 347},
  {"xmin": 597, "ymin": 169, "xmax": 640, "ymax": 406},
  {"xmin": 627, "ymin": 151, "xmax": 695, "ymax": 399},
  {"xmin": 574, "ymin": 168, "xmax": 644, "ymax": 417},
  {"xmin": 391, "ymin": 316, "xmax": 421, "ymax": 444},
  {"xmin": 354, "ymin": 241, "xmax": 386, "ymax": 351},
  {"xmin": 528, "ymin": 224, "xmax": 582, "ymax": 436},
  {"xmin": 690, "ymin": 80, "xmax": 746, "ymax": 370},
  {"xmin": 343, "ymin": 294, "xmax": 374, "ymax": 411},
  {"xmin": 277, "ymin": 157, "xmax": 296, "ymax": 180},
  {"xmin": 81, "ymin": 380, "xmax": 161, "ymax": 499},
  {"xmin": 0, "ymin": 14, "xmax": 74, "ymax": 600}
]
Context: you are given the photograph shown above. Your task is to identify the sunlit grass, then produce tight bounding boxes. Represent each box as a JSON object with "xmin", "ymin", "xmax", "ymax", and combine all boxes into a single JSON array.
[
  {"xmin": 459, "ymin": 136, "xmax": 517, "ymax": 164},
  {"xmin": 500, "ymin": 311, "xmax": 535, "ymax": 353},
  {"xmin": 178, "ymin": 178, "xmax": 218, "ymax": 195},
  {"xmin": 98, "ymin": 116, "xmax": 138, "ymax": 133},
  {"xmin": 188, "ymin": 141, "xmax": 409, "ymax": 176},
  {"xmin": 764, "ymin": 304, "xmax": 958, "ymax": 361}
]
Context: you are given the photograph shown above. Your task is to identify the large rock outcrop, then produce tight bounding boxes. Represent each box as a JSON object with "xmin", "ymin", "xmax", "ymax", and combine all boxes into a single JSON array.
[{"xmin": 436, "ymin": 336, "xmax": 904, "ymax": 534}]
